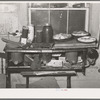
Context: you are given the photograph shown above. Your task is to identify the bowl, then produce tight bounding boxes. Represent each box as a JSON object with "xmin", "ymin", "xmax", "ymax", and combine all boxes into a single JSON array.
[{"xmin": 53, "ymin": 33, "xmax": 72, "ymax": 41}]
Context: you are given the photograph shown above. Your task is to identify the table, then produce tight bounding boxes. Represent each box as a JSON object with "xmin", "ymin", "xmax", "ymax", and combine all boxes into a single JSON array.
[
  {"xmin": 5, "ymin": 38, "xmax": 98, "ymax": 88},
  {"xmin": 21, "ymin": 71, "xmax": 77, "ymax": 88}
]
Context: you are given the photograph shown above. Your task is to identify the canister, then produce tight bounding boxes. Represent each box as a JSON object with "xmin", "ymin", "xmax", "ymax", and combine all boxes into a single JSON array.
[
  {"xmin": 42, "ymin": 23, "xmax": 53, "ymax": 43},
  {"xmin": 36, "ymin": 30, "xmax": 43, "ymax": 43}
]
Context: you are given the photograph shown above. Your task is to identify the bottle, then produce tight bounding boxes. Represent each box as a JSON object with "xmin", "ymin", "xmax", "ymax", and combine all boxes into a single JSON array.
[
  {"xmin": 28, "ymin": 24, "xmax": 34, "ymax": 43},
  {"xmin": 21, "ymin": 26, "xmax": 29, "ymax": 44},
  {"xmin": 36, "ymin": 30, "xmax": 43, "ymax": 43},
  {"xmin": 42, "ymin": 23, "xmax": 53, "ymax": 43}
]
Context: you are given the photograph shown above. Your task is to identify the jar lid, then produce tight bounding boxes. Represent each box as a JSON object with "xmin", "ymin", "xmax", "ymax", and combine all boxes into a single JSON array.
[
  {"xmin": 37, "ymin": 30, "xmax": 42, "ymax": 32},
  {"xmin": 22, "ymin": 26, "xmax": 29, "ymax": 30},
  {"xmin": 45, "ymin": 23, "xmax": 50, "ymax": 26}
]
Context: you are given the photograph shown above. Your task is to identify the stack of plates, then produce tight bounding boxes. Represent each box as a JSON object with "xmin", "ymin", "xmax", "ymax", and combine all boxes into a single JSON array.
[
  {"xmin": 72, "ymin": 31, "xmax": 89, "ymax": 37},
  {"xmin": 72, "ymin": 31, "xmax": 96, "ymax": 43},
  {"xmin": 77, "ymin": 36, "xmax": 96, "ymax": 43}
]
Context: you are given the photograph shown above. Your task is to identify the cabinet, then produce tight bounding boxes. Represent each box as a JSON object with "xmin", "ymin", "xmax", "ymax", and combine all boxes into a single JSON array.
[{"xmin": 28, "ymin": 3, "xmax": 89, "ymax": 34}]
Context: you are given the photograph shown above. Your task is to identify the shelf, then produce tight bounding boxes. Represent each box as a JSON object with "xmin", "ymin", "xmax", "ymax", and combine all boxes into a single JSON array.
[
  {"xmin": 7, "ymin": 62, "xmax": 83, "ymax": 72},
  {"xmin": 21, "ymin": 70, "xmax": 77, "ymax": 77}
]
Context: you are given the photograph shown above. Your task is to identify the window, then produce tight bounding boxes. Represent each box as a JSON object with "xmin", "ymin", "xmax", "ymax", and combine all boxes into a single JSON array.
[{"xmin": 28, "ymin": 3, "xmax": 89, "ymax": 35}]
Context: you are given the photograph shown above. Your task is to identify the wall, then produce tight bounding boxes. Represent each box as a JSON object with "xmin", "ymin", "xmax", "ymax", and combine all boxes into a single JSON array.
[
  {"xmin": 0, "ymin": 3, "xmax": 28, "ymax": 52},
  {"xmin": 0, "ymin": 3, "xmax": 28, "ymax": 74},
  {"xmin": 89, "ymin": 3, "xmax": 100, "ymax": 39},
  {"xmin": 17, "ymin": 3, "xmax": 28, "ymax": 30}
]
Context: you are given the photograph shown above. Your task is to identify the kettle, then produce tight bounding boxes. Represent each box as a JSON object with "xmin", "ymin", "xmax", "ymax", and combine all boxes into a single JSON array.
[{"xmin": 42, "ymin": 23, "xmax": 53, "ymax": 43}]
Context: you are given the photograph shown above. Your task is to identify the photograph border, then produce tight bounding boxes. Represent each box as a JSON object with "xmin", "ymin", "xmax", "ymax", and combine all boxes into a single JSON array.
[{"xmin": 0, "ymin": 0, "xmax": 100, "ymax": 99}]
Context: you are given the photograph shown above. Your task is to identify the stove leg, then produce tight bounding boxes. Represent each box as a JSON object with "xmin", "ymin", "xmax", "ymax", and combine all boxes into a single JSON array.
[
  {"xmin": 26, "ymin": 76, "xmax": 29, "ymax": 88},
  {"xmin": 67, "ymin": 76, "xmax": 71, "ymax": 88}
]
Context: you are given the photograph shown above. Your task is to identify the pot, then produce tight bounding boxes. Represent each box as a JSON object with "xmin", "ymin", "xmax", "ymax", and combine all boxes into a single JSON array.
[
  {"xmin": 65, "ymin": 52, "xmax": 78, "ymax": 64},
  {"xmin": 11, "ymin": 53, "xmax": 24, "ymax": 65}
]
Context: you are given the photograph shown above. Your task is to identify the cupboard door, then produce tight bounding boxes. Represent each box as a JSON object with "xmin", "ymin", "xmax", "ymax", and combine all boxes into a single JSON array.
[{"xmin": 68, "ymin": 10, "xmax": 86, "ymax": 34}]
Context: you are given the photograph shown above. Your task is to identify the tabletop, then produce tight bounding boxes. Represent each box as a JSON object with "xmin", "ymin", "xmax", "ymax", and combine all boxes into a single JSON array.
[{"xmin": 5, "ymin": 38, "xmax": 98, "ymax": 53}]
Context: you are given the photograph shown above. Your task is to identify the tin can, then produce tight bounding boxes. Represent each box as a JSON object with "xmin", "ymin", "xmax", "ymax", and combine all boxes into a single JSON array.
[{"xmin": 21, "ymin": 26, "xmax": 29, "ymax": 38}]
